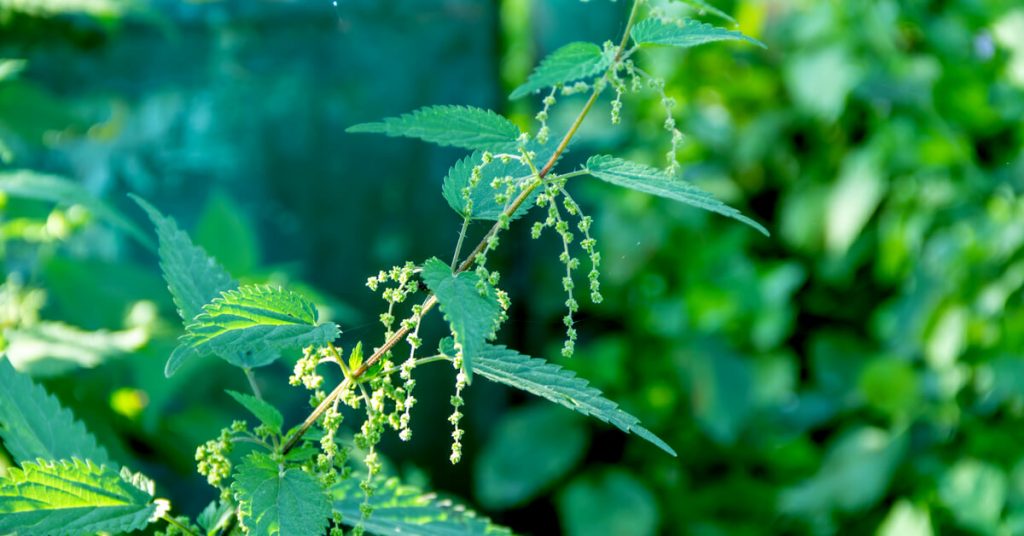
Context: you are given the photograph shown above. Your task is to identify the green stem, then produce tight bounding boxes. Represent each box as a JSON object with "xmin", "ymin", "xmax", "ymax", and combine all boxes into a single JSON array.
[
  {"xmin": 451, "ymin": 217, "xmax": 471, "ymax": 271},
  {"xmin": 378, "ymin": 354, "xmax": 449, "ymax": 377},
  {"xmin": 161, "ymin": 513, "xmax": 199, "ymax": 536},
  {"xmin": 281, "ymin": 0, "xmax": 644, "ymax": 455},
  {"xmin": 243, "ymin": 368, "xmax": 262, "ymax": 400}
]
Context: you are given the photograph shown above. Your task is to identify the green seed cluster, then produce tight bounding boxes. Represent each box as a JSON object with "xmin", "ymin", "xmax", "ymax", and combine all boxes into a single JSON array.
[
  {"xmin": 648, "ymin": 76, "xmax": 684, "ymax": 174},
  {"xmin": 195, "ymin": 422, "xmax": 243, "ymax": 494},
  {"xmin": 535, "ymin": 88, "xmax": 558, "ymax": 144},
  {"xmin": 448, "ymin": 354, "xmax": 468, "ymax": 464},
  {"xmin": 366, "ymin": 262, "xmax": 419, "ymax": 337},
  {"xmin": 533, "ymin": 183, "xmax": 603, "ymax": 358}
]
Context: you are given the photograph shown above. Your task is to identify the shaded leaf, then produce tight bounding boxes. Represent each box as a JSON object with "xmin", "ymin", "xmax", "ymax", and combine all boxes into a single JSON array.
[
  {"xmin": 226, "ymin": 390, "xmax": 284, "ymax": 435},
  {"xmin": 441, "ymin": 134, "xmax": 564, "ymax": 221},
  {"xmin": 780, "ymin": 427, "xmax": 906, "ymax": 516},
  {"xmin": 467, "ymin": 344, "xmax": 677, "ymax": 456},
  {"xmin": 347, "ymin": 105, "xmax": 521, "ymax": 152},
  {"xmin": 557, "ymin": 469, "xmax": 659, "ymax": 536},
  {"xmin": 232, "ymin": 453, "xmax": 331, "ymax": 536},
  {"xmin": 510, "ymin": 42, "xmax": 610, "ymax": 99},
  {"xmin": 195, "ymin": 190, "xmax": 261, "ymax": 276},
  {"xmin": 586, "ymin": 155, "xmax": 768, "ymax": 236},
  {"xmin": 332, "ymin": 475, "xmax": 511, "ymax": 535},
  {"xmin": 421, "ymin": 258, "xmax": 502, "ymax": 382},
  {"xmin": 0, "ymin": 170, "xmax": 152, "ymax": 248},
  {"xmin": 0, "ymin": 459, "xmax": 168, "ymax": 536},
  {"xmin": 0, "ymin": 357, "xmax": 109, "ymax": 465},
  {"xmin": 475, "ymin": 404, "xmax": 588, "ymax": 509}
]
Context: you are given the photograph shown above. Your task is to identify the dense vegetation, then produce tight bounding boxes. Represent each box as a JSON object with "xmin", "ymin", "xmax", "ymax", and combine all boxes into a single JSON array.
[{"xmin": 2, "ymin": 0, "xmax": 1024, "ymax": 534}]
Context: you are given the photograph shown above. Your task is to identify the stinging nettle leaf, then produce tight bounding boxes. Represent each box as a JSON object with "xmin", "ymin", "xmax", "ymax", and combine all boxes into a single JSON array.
[
  {"xmin": 131, "ymin": 195, "xmax": 237, "ymax": 324},
  {"xmin": 470, "ymin": 344, "xmax": 678, "ymax": 456},
  {"xmin": 630, "ymin": 17, "xmax": 765, "ymax": 49},
  {"xmin": 0, "ymin": 170, "xmax": 153, "ymax": 249},
  {"xmin": 0, "ymin": 458, "xmax": 169, "ymax": 536},
  {"xmin": 177, "ymin": 284, "xmax": 339, "ymax": 370},
  {"xmin": 346, "ymin": 105, "xmax": 521, "ymax": 152},
  {"xmin": 441, "ymin": 134, "xmax": 566, "ymax": 221},
  {"xmin": 133, "ymin": 195, "xmax": 255, "ymax": 377},
  {"xmin": 0, "ymin": 356, "xmax": 109, "ymax": 465},
  {"xmin": 226, "ymin": 389, "xmax": 284, "ymax": 435},
  {"xmin": 421, "ymin": 258, "xmax": 502, "ymax": 383},
  {"xmin": 676, "ymin": 0, "xmax": 736, "ymax": 23},
  {"xmin": 232, "ymin": 452, "xmax": 331, "ymax": 536},
  {"xmin": 586, "ymin": 155, "xmax": 769, "ymax": 236},
  {"xmin": 332, "ymin": 475, "xmax": 512, "ymax": 535},
  {"xmin": 510, "ymin": 42, "xmax": 611, "ymax": 99}
]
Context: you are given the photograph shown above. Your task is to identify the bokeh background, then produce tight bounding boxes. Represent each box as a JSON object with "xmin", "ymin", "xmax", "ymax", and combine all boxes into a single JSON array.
[{"xmin": 3, "ymin": 0, "xmax": 1024, "ymax": 534}]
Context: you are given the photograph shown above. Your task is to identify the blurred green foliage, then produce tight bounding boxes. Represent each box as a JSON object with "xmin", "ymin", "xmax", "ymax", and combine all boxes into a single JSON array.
[{"xmin": 2, "ymin": 0, "xmax": 1024, "ymax": 534}]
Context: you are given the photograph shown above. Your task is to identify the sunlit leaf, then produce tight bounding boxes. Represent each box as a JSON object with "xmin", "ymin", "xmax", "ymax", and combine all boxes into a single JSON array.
[
  {"xmin": 0, "ymin": 459, "xmax": 168, "ymax": 536},
  {"xmin": 177, "ymin": 285, "xmax": 339, "ymax": 371},
  {"xmin": 631, "ymin": 18, "xmax": 764, "ymax": 49}
]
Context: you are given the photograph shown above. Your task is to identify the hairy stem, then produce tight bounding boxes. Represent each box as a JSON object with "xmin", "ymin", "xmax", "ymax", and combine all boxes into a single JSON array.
[
  {"xmin": 451, "ymin": 216, "xmax": 471, "ymax": 271},
  {"xmin": 243, "ymin": 368, "xmax": 262, "ymax": 400},
  {"xmin": 282, "ymin": 0, "xmax": 644, "ymax": 455},
  {"xmin": 161, "ymin": 513, "xmax": 199, "ymax": 536}
]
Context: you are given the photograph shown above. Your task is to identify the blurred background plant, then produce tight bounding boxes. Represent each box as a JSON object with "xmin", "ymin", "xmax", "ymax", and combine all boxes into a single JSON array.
[{"xmin": 2, "ymin": 0, "xmax": 1024, "ymax": 534}]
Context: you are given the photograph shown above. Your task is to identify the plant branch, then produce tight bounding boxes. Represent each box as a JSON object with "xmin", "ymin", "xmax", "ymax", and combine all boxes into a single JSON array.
[
  {"xmin": 451, "ymin": 217, "xmax": 471, "ymax": 271},
  {"xmin": 243, "ymin": 368, "xmax": 262, "ymax": 400},
  {"xmin": 282, "ymin": 0, "xmax": 644, "ymax": 455},
  {"xmin": 161, "ymin": 513, "xmax": 199, "ymax": 536}
]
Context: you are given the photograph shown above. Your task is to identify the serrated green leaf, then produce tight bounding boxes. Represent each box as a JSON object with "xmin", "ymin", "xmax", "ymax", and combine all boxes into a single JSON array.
[
  {"xmin": 178, "ymin": 285, "xmax": 339, "ymax": 370},
  {"xmin": 332, "ymin": 475, "xmax": 512, "ymax": 535},
  {"xmin": 131, "ymin": 195, "xmax": 237, "ymax": 323},
  {"xmin": 232, "ymin": 453, "xmax": 331, "ymax": 536},
  {"xmin": 197, "ymin": 499, "xmax": 234, "ymax": 536},
  {"xmin": 0, "ymin": 458, "xmax": 168, "ymax": 536},
  {"xmin": 510, "ymin": 42, "xmax": 611, "ymax": 99},
  {"xmin": 675, "ymin": 0, "xmax": 736, "ymax": 23},
  {"xmin": 0, "ymin": 170, "xmax": 153, "ymax": 248},
  {"xmin": 441, "ymin": 135, "xmax": 564, "ymax": 221},
  {"xmin": 346, "ymin": 105, "xmax": 521, "ymax": 152},
  {"xmin": 585, "ymin": 155, "xmax": 768, "ymax": 236},
  {"xmin": 421, "ymin": 258, "xmax": 502, "ymax": 383},
  {"xmin": 132, "ymin": 195, "xmax": 260, "ymax": 377},
  {"xmin": 226, "ymin": 390, "xmax": 283, "ymax": 435},
  {"xmin": 0, "ymin": 357, "xmax": 109, "ymax": 465},
  {"xmin": 470, "ymin": 345, "xmax": 677, "ymax": 456},
  {"xmin": 630, "ymin": 18, "xmax": 765, "ymax": 49}
]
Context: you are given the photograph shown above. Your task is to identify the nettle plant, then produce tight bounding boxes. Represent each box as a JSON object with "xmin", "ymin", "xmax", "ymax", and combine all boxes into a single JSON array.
[{"xmin": 0, "ymin": 1, "xmax": 767, "ymax": 534}]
